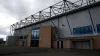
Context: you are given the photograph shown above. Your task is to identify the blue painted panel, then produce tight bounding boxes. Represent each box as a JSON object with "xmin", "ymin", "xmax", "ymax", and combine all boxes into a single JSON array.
[
  {"xmin": 73, "ymin": 25, "xmax": 93, "ymax": 35},
  {"xmin": 84, "ymin": 26, "xmax": 93, "ymax": 34},
  {"xmin": 73, "ymin": 27, "xmax": 80, "ymax": 34},
  {"xmin": 80, "ymin": 27, "xmax": 85, "ymax": 34},
  {"xmin": 73, "ymin": 27, "xmax": 80, "ymax": 35},
  {"xmin": 96, "ymin": 24, "xmax": 100, "ymax": 33}
]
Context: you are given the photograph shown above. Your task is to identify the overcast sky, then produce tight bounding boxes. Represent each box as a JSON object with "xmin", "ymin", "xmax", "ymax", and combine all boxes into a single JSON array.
[{"xmin": 0, "ymin": 0, "xmax": 80, "ymax": 41}]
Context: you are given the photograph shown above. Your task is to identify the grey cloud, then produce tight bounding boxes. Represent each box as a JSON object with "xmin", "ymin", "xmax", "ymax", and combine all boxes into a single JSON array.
[
  {"xmin": 0, "ymin": 0, "xmax": 79, "ymax": 19},
  {"xmin": 0, "ymin": 0, "xmax": 76, "ymax": 20},
  {"xmin": 0, "ymin": 0, "xmax": 61, "ymax": 20},
  {"xmin": 0, "ymin": 0, "xmax": 29, "ymax": 19},
  {"xmin": 0, "ymin": 27, "xmax": 9, "ymax": 35}
]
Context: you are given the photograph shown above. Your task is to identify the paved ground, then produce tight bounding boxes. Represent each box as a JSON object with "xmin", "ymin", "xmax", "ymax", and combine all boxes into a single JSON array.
[
  {"xmin": 3, "ymin": 50, "xmax": 100, "ymax": 56},
  {"xmin": 0, "ymin": 46, "xmax": 100, "ymax": 56}
]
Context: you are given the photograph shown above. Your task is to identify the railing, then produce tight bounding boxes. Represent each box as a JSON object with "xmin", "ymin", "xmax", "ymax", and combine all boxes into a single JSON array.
[{"xmin": 10, "ymin": 0, "xmax": 99, "ymax": 36}]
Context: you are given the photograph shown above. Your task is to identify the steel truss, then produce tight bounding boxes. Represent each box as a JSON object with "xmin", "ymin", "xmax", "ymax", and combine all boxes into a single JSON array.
[{"xmin": 10, "ymin": 0, "xmax": 98, "ymax": 36}]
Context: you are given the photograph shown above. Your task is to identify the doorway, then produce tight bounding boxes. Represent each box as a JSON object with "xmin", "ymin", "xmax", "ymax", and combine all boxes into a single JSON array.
[
  {"xmin": 31, "ymin": 40, "xmax": 39, "ymax": 47},
  {"xmin": 73, "ymin": 40, "xmax": 91, "ymax": 49},
  {"xmin": 57, "ymin": 41, "xmax": 63, "ymax": 48}
]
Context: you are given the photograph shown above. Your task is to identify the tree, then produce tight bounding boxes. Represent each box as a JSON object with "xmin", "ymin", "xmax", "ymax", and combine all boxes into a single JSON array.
[{"xmin": 0, "ymin": 38, "xmax": 5, "ymax": 44}]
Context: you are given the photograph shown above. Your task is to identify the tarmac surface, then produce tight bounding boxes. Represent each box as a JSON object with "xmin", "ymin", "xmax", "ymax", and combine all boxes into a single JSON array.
[{"xmin": 0, "ymin": 46, "xmax": 100, "ymax": 56}]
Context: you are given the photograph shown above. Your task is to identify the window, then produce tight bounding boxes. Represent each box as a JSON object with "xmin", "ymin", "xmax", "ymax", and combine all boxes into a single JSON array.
[
  {"xmin": 84, "ymin": 26, "xmax": 92, "ymax": 34},
  {"xmin": 73, "ymin": 27, "xmax": 80, "ymax": 34},
  {"xmin": 32, "ymin": 28, "xmax": 40, "ymax": 40},
  {"xmin": 24, "ymin": 36, "xmax": 27, "ymax": 39},
  {"xmin": 73, "ymin": 25, "xmax": 93, "ymax": 35},
  {"xmin": 19, "ymin": 36, "xmax": 23, "ymax": 39},
  {"xmin": 96, "ymin": 24, "xmax": 100, "ymax": 33}
]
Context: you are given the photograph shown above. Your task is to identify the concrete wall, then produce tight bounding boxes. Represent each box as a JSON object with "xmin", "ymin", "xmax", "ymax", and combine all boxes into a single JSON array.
[
  {"xmin": 67, "ymin": 10, "xmax": 93, "ymax": 36},
  {"xmin": 6, "ymin": 36, "xmax": 19, "ymax": 46},
  {"xmin": 90, "ymin": 5, "xmax": 100, "ymax": 34},
  {"xmin": 59, "ymin": 16, "xmax": 72, "ymax": 38}
]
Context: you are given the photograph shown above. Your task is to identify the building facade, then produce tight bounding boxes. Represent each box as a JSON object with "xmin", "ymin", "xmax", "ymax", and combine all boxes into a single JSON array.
[{"xmin": 6, "ymin": 0, "xmax": 100, "ymax": 49}]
